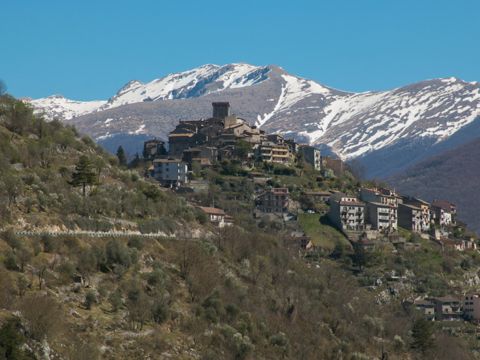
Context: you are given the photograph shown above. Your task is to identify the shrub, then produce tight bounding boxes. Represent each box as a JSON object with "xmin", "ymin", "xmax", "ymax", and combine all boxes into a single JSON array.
[
  {"xmin": 104, "ymin": 239, "xmax": 133, "ymax": 270},
  {"xmin": 19, "ymin": 294, "xmax": 64, "ymax": 341},
  {"xmin": 195, "ymin": 209, "xmax": 208, "ymax": 225},
  {"xmin": 0, "ymin": 270, "xmax": 15, "ymax": 309},
  {"xmin": 4, "ymin": 251, "xmax": 19, "ymax": 271},
  {"xmin": 0, "ymin": 317, "xmax": 32, "ymax": 359},
  {"xmin": 231, "ymin": 332, "xmax": 254, "ymax": 360},
  {"xmin": 84, "ymin": 290, "xmax": 97, "ymax": 310},
  {"xmin": 127, "ymin": 236, "xmax": 144, "ymax": 250},
  {"xmin": 225, "ymin": 303, "xmax": 239, "ymax": 321},
  {"xmin": 152, "ymin": 298, "xmax": 169, "ymax": 324},
  {"xmin": 270, "ymin": 331, "xmax": 289, "ymax": 348},
  {"xmin": 41, "ymin": 234, "xmax": 56, "ymax": 253},
  {"xmin": 2, "ymin": 229, "xmax": 20, "ymax": 249},
  {"xmin": 147, "ymin": 269, "xmax": 166, "ymax": 287},
  {"xmin": 58, "ymin": 261, "xmax": 76, "ymax": 282},
  {"xmin": 202, "ymin": 291, "xmax": 223, "ymax": 323},
  {"xmin": 108, "ymin": 289, "xmax": 123, "ymax": 312},
  {"xmin": 138, "ymin": 219, "xmax": 176, "ymax": 234}
]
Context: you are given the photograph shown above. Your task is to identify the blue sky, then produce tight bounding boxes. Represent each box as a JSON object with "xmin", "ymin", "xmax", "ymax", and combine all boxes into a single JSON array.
[{"xmin": 1, "ymin": 0, "xmax": 479, "ymax": 100}]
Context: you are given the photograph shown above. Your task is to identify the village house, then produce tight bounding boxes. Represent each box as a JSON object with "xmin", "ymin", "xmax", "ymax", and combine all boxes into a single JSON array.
[
  {"xmin": 397, "ymin": 203, "xmax": 423, "ymax": 232},
  {"xmin": 298, "ymin": 145, "xmax": 322, "ymax": 170},
  {"xmin": 432, "ymin": 200, "xmax": 457, "ymax": 227},
  {"xmin": 360, "ymin": 187, "xmax": 401, "ymax": 207},
  {"xmin": 256, "ymin": 140, "xmax": 293, "ymax": 164},
  {"xmin": 402, "ymin": 196, "xmax": 432, "ymax": 232},
  {"xmin": 256, "ymin": 188, "xmax": 289, "ymax": 213},
  {"xmin": 413, "ymin": 299, "xmax": 435, "ymax": 320},
  {"xmin": 464, "ymin": 294, "xmax": 480, "ymax": 322},
  {"xmin": 302, "ymin": 191, "xmax": 332, "ymax": 203},
  {"xmin": 197, "ymin": 206, "xmax": 232, "ymax": 228},
  {"xmin": 152, "ymin": 158, "xmax": 189, "ymax": 187},
  {"xmin": 328, "ymin": 193, "xmax": 365, "ymax": 232},
  {"xmin": 219, "ymin": 113, "xmax": 263, "ymax": 146},
  {"xmin": 356, "ymin": 235, "xmax": 377, "ymax": 251},
  {"xmin": 463, "ymin": 238, "xmax": 478, "ymax": 251},
  {"xmin": 365, "ymin": 202, "xmax": 398, "ymax": 232},
  {"xmin": 290, "ymin": 231, "xmax": 312, "ymax": 250},
  {"xmin": 143, "ymin": 139, "xmax": 167, "ymax": 160},
  {"xmin": 284, "ymin": 138, "xmax": 298, "ymax": 154},
  {"xmin": 437, "ymin": 238, "xmax": 477, "ymax": 252},
  {"xmin": 182, "ymin": 146, "xmax": 218, "ymax": 168},
  {"xmin": 430, "ymin": 296, "xmax": 463, "ymax": 321},
  {"xmin": 168, "ymin": 120, "xmax": 215, "ymax": 157}
]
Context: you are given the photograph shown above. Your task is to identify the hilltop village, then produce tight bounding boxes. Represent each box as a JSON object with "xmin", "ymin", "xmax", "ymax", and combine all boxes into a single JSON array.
[
  {"xmin": 134, "ymin": 101, "xmax": 480, "ymax": 323},
  {"xmin": 2, "ymin": 93, "xmax": 480, "ymax": 359}
]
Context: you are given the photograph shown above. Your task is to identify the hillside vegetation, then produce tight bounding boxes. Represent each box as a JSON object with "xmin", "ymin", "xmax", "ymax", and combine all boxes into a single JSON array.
[
  {"xmin": 0, "ymin": 94, "xmax": 477, "ymax": 359},
  {"xmin": 390, "ymin": 136, "xmax": 480, "ymax": 233}
]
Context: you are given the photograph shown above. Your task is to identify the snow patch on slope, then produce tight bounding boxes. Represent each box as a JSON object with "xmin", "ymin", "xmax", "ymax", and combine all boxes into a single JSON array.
[
  {"xmin": 29, "ymin": 95, "xmax": 106, "ymax": 121},
  {"xmin": 256, "ymin": 74, "xmax": 336, "ymax": 127},
  {"xmin": 313, "ymin": 78, "xmax": 480, "ymax": 160},
  {"xmin": 99, "ymin": 63, "xmax": 268, "ymax": 111}
]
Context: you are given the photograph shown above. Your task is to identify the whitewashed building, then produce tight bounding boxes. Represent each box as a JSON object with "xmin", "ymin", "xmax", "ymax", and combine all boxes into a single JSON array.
[{"xmin": 328, "ymin": 193, "xmax": 365, "ymax": 232}]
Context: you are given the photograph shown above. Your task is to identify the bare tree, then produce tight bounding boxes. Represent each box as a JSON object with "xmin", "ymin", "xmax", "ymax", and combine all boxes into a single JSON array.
[{"xmin": 19, "ymin": 294, "xmax": 65, "ymax": 341}]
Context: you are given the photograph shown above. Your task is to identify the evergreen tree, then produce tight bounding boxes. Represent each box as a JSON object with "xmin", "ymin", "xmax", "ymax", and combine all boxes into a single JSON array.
[
  {"xmin": 70, "ymin": 155, "xmax": 97, "ymax": 197},
  {"xmin": 234, "ymin": 140, "xmax": 252, "ymax": 160},
  {"xmin": 411, "ymin": 318, "xmax": 434, "ymax": 354},
  {"xmin": 116, "ymin": 146, "xmax": 127, "ymax": 167},
  {"xmin": 352, "ymin": 243, "xmax": 366, "ymax": 271},
  {"xmin": 128, "ymin": 153, "xmax": 141, "ymax": 169},
  {"xmin": 0, "ymin": 317, "xmax": 31, "ymax": 359}
]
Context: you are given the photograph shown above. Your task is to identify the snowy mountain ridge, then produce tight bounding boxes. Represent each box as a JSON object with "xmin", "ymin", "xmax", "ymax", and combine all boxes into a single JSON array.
[
  {"xmin": 29, "ymin": 64, "xmax": 480, "ymax": 174},
  {"xmin": 29, "ymin": 95, "xmax": 107, "ymax": 121}
]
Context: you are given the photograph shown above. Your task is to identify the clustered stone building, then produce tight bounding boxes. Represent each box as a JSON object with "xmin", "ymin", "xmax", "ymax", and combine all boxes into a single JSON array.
[
  {"xmin": 413, "ymin": 294, "xmax": 480, "ymax": 323},
  {"xmin": 256, "ymin": 188, "xmax": 290, "ymax": 214},
  {"xmin": 328, "ymin": 186, "xmax": 460, "ymax": 243},
  {"xmin": 167, "ymin": 102, "xmax": 297, "ymax": 167},
  {"xmin": 148, "ymin": 101, "xmax": 326, "ymax": 187}
]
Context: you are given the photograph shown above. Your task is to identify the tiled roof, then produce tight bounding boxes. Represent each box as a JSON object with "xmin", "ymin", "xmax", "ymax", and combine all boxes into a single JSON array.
[
  {"xmin": 414, "ymin": 299, "xmax": 434, "ymax": 306},
  {"xmin": 153, "ymin": 158, "xmax": 184, "ymax": 164},
  {"xmin": 169, "ymin": 133, "xmax": 194, "ymax": 138},
  {"xmin": 432, "ymin": 200, "xmax": 455, "ymax": 211},
  {"xmin": 367, "ymin": 201, "xmax": 396, "ymax": 208},
  {"xmin": 399, "ymin": 203, "xmax": 422, "ymax": 211},
  {"xmin": 271, "ymin": 188, "xmax": 289, "ymax": 194},
  {"xmin": 198, "ymin": 206, "xmax": 226, "ymax": 216},
  {"xmin": 303, "ymin": 191, "xmax": 332, "ymax": 196},
  {"xmin": 339, "ymin": 200, "xmax": 365, "ymax": 206},
  {"xmin": 431, "ymin": 296, "xmax": 460, "ymax": 303}
]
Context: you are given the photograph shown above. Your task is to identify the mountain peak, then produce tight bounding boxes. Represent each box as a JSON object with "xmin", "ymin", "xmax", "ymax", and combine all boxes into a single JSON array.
[{"xmin": 28, "ymin": 64, "xmax": 480, "ymax": 169}]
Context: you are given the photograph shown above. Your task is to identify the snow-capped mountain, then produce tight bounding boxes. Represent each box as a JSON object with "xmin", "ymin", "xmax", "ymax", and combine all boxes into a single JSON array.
[
  {"xmin": 301, "ymin": 77, "xmax": 480, "ymax": 160},
  {"xmin": 29, "ymin": 95, "xmax": 106, "ymax": 120},
  {"xmin": 29, "ymin": 63, "xmax": 480, "ymax": 177},
  {"xmin": 98, "ymin": 63, "xmax": 272, "ymax": 111}
]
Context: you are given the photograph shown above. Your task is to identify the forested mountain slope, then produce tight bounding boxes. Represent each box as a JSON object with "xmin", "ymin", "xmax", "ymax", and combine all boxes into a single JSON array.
[{"xmin": 390, "ymin": 135, "xmax": 480, "ymax": 233}]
